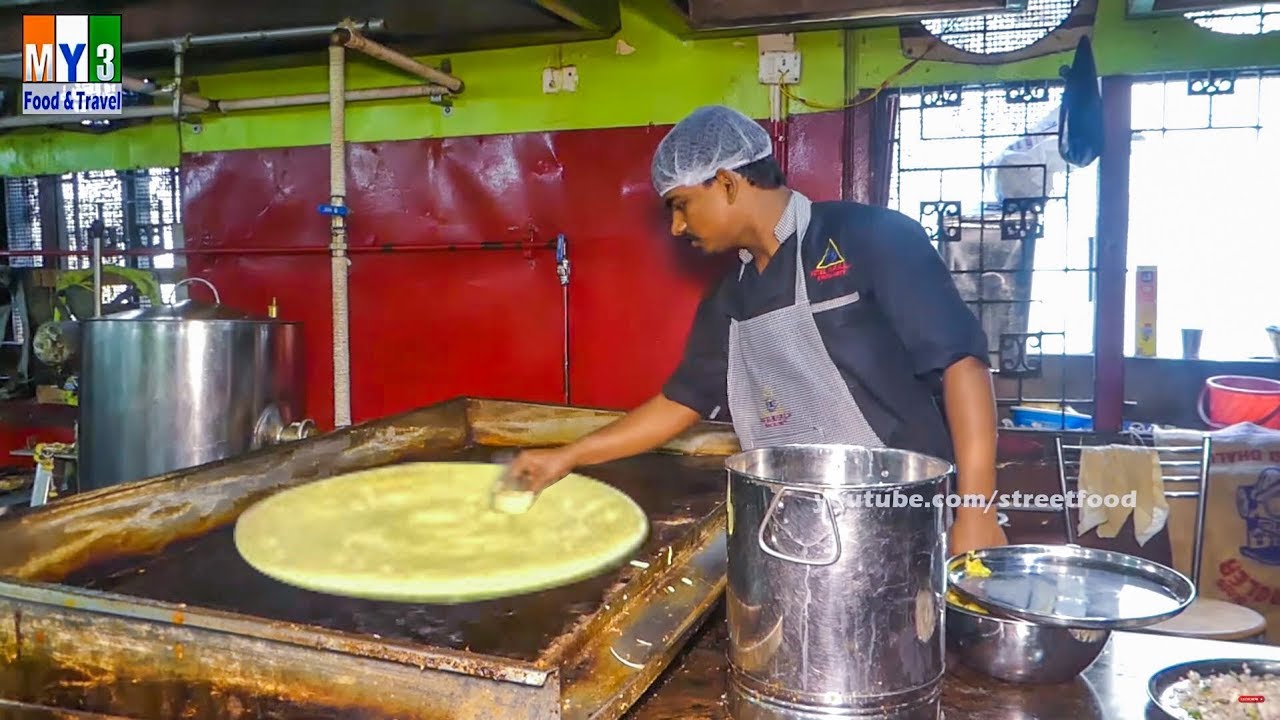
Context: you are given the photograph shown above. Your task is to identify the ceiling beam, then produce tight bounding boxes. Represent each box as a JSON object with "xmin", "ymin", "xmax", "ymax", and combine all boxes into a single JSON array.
[{"xmin": 529, "ymin": 0, "xmax": 621, "ymax": 34}]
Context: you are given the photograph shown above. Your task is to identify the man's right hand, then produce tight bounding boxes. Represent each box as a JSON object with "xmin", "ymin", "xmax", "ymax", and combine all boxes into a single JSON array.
[
  {"xmin": 499, "ymin": 394, "xmax": 702, "ymax": 496},
  {"xmin": 503, "ymin": 447, "xmax": 579, "ymax": 494}
]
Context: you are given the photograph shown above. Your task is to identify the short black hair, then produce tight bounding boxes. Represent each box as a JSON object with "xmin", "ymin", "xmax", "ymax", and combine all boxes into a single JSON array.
[
  {"xmin": 701, "ymin": 155, "xmax": 788, "ymax": 191},
  {"xmin": 736, "ymin": 156, "xmax": 787, "ymax": 189}
]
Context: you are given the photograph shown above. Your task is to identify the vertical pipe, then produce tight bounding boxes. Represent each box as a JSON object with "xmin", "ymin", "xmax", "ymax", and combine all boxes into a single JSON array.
[
  {"xmin": 172, "ymin": 42, "xmax": 185, "ymax": 120},
  {"xmin": 556, "ymin": 234, "xmax": 570, "ymax": 404},
  {"xmin": 1092, "ymin": 75, "xmax": 1133, "ymax": 433},
  {"xmin": 329, "ymin": 36, "xmax": 352, "ymax": 428},
  {"xmin": 92, "ymin": 203, "xmax": 103, "ymax": 317}
]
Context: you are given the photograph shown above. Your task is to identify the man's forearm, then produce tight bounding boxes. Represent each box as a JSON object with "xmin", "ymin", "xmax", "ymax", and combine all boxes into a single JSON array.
[
  {"xmin": 942, "ymin": 356, "xmax": 999, "ymax": 512},
  {"xmin": 567, "ymin": 394, "xmax": 702, "ymax": 466}
]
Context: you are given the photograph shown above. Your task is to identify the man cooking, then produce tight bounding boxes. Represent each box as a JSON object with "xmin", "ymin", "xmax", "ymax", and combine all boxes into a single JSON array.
[{"xmin": 504, "ymin": 104, "xmax": 1008, "ymax": 555}]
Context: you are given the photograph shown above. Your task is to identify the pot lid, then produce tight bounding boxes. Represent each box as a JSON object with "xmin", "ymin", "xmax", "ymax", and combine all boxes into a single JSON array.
[
  {"xmin": 98, "ymin": 299, "xmax": 262, "ymax": 321},
  {"xmin": 946, "ymin": 544, "xmax": 1195, "ymax": 630}
]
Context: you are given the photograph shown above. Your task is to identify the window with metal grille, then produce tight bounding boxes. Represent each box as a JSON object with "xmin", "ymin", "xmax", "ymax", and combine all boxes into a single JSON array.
[
  {"xmin": 888, "ymin": 81, "xmax": 1099, "ymax": 407},
  {"xmin": 1126, "ymin": 68, "xmax": 1280, "ymax": 360},
  {"xmin": 921, "ymin": 0, "xmax": 1079, "ymax": 54},
  {"xmin": 61, "ymin": 170, "xmax": 125, "ymax": 271},
  {"xmin": 3, "ymin": 177, "xmax": 43, "ymax": 269},
  {"xmin": 1185, "ymin": 4, "xmax": 1280, "ymax": 35},
  {"xmin": 3, "ymin": 168, "xmax": 182, "ymax": 308}
]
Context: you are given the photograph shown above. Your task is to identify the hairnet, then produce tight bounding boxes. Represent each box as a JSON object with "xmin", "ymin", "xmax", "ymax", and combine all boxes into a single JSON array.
[{"xmin": 651, "ymin": 105, "xmax": 774, "ymax": 197}]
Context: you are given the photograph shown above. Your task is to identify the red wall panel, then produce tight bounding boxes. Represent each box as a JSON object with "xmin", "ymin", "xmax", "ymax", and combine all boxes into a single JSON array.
[{"xmin": 181, "ymin": 111, "xmax": 846, "ymax": 430}]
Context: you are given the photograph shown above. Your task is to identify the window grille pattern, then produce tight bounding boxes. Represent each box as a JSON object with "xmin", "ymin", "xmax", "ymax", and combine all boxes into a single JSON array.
[
  {"xmin": 889, "ymin": 82, "xmax": 1099, "ymax": 407},
  {"xmin": 3, "ymin": 177, "xmax": 43, "ymax": 269},
  {"xmin": 62, "ymin": 170, "xmax": 124, "ymax": 271},
  {"xmin": 921, "ymin": 0, "xmax": 1078, "ymax": 54},
  {"xmin": 4, "ymin": 167, "xmax": 181, "ymax": 307}
]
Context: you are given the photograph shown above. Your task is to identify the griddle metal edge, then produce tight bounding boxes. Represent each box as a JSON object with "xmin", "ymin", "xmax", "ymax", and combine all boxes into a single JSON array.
[{"xmin": 0, "ymin": 397, "xmax": 739, "ymax": 720}]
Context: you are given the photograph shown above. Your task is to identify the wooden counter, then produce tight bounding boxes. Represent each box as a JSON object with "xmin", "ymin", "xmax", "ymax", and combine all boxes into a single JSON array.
[{"xmin": 626, "ymin": 602, "xmax": 1280, "ymax": 719}]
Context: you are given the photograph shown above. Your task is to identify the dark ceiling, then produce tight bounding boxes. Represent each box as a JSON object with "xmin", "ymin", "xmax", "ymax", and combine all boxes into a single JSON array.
[
  {"xmin": 0, "ymin": 0, "xmax": 1029, "ymax": 86},
  {"xmin": 0, "ymin": 0, "xmax": 623, "ymax": 79}
]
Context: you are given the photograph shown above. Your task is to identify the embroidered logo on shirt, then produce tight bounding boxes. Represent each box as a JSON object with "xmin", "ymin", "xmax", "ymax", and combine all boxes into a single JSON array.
[
  {"xmin": 759, "ymin": 387, "xmax": 792, "ymax": 428},
  {"xmin": 810, "ymin": 239, "xmax": 849, "ymax": 281}
]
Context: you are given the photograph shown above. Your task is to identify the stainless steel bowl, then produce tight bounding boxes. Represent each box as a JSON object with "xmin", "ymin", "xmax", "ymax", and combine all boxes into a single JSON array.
[{"xmin": 946, "ymin": 603, "xmax": 1110, "ymax": 684}]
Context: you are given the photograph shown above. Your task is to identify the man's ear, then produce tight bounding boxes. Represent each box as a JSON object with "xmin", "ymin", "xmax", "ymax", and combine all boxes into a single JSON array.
[{"xmin": 715, "ymin": 169, "xmax": 739, "ymax": 204}]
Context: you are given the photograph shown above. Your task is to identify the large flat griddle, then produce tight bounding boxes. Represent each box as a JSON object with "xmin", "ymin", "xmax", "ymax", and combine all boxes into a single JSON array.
[{"xmin": 0, "ymin": 398, "xmax": 738, "ymax": 720}]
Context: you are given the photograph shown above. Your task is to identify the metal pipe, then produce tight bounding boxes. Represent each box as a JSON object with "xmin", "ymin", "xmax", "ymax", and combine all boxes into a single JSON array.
[
  {"xmin": 329, "ymin": 35, "xmax": 352, "ymax": 429},
  {"xmin": 0, "ymin": 105, "xmax": 172, "ymax": 128},
  {"xmin": 556, "ymin": 234, "xmax": 571, "ymax": 404},
  {"xmin": 0, "ymin": 84, "xmax": 448, "ymax": 130},
  {"xmin": 333, "ymin": 27, "xmax": 464, "ymax": 93},
  {"xmin": 123, "ymin": 75, "xmax": 212, "ymax": 112},
  {"xmin": 0, "ymin": 18, "xmax": 386, "ymax": 64},
  {"xmin": 92, "ymin": 204, "xmax": 103, "ymax": 318},
  {"xmin": 0, "ymin": 242, "xmax": 557, "ymax": 258},
  {"xmin": 217, "ymin": 84, "xmax": 447, "ymax": 112},
  {"xmin": 172, "ymin": 42, "xmax": 185, "ymax": 120}
]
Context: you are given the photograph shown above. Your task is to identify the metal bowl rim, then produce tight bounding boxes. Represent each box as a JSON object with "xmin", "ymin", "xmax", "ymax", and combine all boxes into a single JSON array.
[
  {"xmin": 725, "ymin": 443, "xmax": 955, "ymax": 490},
  {"xmin": 945, "ymin": 601, "xmax": 1114, "ymax": 639},
  {"xmin": 83, "ymin": 318, "xmax": 303, "ymax": 326},
  {"xmin": 947, "ymin": 543, "xmax": 1196, "ymax": 630}
]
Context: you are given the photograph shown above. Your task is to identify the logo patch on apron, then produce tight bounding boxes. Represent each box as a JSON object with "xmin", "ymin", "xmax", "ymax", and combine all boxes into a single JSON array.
[
  {"xmin": 759, "ymin": 387, "xmax": 792, "ymax": 428},
  {"xmin": 810, "ymin": 238, "xmax": 849, "ymax": 281}
]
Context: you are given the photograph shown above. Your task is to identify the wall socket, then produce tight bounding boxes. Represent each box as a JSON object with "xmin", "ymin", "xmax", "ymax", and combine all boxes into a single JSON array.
[
  {"xmin": 758, "ymin": 51, "xmax": 800, "ymax": 85},
  {"xmin": 542, "ymin": 66, "xmax": 579, "ymax": 93}
]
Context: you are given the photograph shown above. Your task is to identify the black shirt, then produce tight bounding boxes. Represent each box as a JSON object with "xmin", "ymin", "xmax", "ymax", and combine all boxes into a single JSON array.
[{"xmin": 662, "ymin": 199, "xmax": 989, "ymax": 462}]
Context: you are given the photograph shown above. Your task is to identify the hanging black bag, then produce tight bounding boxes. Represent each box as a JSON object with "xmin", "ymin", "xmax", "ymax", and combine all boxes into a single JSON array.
[{"xmin": 1058, "ymin": 35, "xmax": 1104, "ymax": 168}]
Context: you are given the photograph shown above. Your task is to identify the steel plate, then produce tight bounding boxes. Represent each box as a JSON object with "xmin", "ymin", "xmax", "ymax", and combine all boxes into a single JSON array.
[
  {"xmin": 1148, "ymin": 658, "xmax": 1280, "ymax": 720},
  {"xmin": 947, "ymin": 543, "xmax": 1195, "ymax": 630}
]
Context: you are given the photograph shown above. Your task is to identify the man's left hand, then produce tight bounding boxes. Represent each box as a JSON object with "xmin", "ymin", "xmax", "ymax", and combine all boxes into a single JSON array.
[{"xmin": 949, "ymin": 511, "xmax": 1008, "ymax": 555}]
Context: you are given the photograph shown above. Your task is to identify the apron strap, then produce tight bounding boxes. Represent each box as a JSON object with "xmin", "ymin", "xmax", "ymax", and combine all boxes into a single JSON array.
[{"xmin": 791, "ymin": 192, "xmax": 813, "ymax": 306}]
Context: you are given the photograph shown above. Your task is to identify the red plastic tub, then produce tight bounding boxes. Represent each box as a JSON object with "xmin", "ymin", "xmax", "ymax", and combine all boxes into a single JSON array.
[{"xmin": 1198, "ymin": 375, "xmax": 1280, "ymax": 430}]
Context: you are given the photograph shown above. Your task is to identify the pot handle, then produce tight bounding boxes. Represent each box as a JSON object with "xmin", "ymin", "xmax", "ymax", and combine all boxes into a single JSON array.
[{"xmin": 757, "ymin": 488, "xmax": 841, "ymax": 566}]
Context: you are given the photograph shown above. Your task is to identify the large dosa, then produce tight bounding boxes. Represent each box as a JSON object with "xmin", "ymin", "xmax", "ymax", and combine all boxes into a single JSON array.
[{"xmin": 233, "ymin": 461, "xmax": 649, "ymax": 603}]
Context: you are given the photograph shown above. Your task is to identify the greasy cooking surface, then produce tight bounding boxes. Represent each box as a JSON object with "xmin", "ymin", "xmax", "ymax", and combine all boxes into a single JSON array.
[{"xmin": 58, "ymin": 446, "xmax": 726, "ymax": 663}]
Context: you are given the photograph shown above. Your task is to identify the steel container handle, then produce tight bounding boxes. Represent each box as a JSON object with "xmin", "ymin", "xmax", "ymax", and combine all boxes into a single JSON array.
[
  {"xmin": 757, "ymin": 488, "xmax": 841, "ymax": 566},
  {"xmin": 173, "ymin": 277, "xmax": 221, "ymax": 305}
]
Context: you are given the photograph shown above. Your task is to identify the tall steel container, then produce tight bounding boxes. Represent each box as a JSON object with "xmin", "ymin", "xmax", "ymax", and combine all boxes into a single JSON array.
[
  {"xmin": 725, "ymin": 444, "xmax": 953, "ymax": 720},
  {"xmin": 79, "ymin": 298, "xmax": 306, "ymax": 491}
]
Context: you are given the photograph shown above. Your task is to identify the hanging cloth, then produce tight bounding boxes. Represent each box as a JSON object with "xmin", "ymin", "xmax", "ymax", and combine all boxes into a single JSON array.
[{"xmin": 1058, "ymin": 35, "xmax": 1105, "ymax": 168}]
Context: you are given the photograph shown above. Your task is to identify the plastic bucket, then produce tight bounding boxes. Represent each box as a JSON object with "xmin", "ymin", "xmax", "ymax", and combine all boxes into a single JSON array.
[{"xmin": 1198, "ymin": 375, "xmax": 1280, "ymax": 430}]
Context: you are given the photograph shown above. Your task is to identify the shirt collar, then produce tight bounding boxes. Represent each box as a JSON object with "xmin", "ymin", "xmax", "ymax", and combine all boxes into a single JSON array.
[{"xmin": 739, "ymin": 190, "xmax": 805, "ymax": 265}]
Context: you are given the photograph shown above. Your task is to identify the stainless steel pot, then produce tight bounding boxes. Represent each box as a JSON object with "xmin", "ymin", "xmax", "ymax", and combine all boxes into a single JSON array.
[
  {"xmin": 79, "ymin": 293, "xmax": 307, "ymax": 491},
  {"xmin": 725, "ymin": 444, "xmax": 953, "ymax": 720}
]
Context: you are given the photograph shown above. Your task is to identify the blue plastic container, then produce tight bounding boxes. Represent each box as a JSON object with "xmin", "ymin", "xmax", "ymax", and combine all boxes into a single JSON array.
[{"xmin": 1009, "ymin": 405, "xmax": 1093, "ymax": 431}]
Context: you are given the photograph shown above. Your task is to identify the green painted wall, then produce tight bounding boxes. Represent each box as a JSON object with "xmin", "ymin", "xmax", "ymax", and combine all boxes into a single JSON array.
[
  {"xmin": 1, "ymin": 0, "xmax": 1278, "ymax": 176},
  {"xmin": 0, "ymin": 0, "xmax": 845, "ymax": 176}
]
